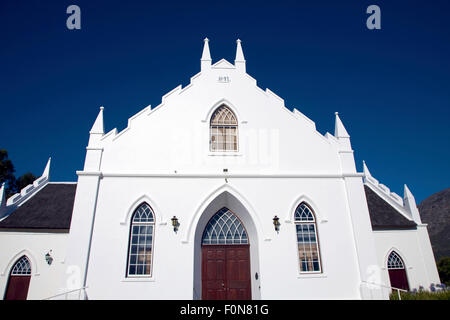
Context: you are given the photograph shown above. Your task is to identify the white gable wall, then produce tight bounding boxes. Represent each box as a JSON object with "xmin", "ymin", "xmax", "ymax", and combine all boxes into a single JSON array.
[
  {"xmin": 0, "ymin": 232, "xmax": 68, "ymax": 300},
  {"xmin": 62, "ymin": 55, "xmax": 389, "ymax": 299}
]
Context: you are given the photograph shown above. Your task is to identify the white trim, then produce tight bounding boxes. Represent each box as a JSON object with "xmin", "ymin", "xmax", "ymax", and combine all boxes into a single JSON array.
[
  {"xmin": 1, "ymin": 249, "xmax": 40, "ymax": 277},
  {"xmin": 364, "ymin": 182, "xmax": 412, "ymax": 221},
  {"xmin": 297, "ymin": 273, "xmax": 328, "ymax": 279},
  {"xmin": 78, "ymin": 171, "xmax": 364, "ymax": 179},
  {"xmin": 384, "ymin": 247, "xmax": 410, "ymax": 270},
  {"xmin": 292, "ymin": 203, "xmax": 324, "ymax": 274},
  {"xmin": 285, "ymin": 194, "xmax": 327, "ymax": 223},
  {"xmin": 122, "ymin": 202, "xmax": 157, "ymax": 281},
  {"xmin": 207, "ymin": 152, "xmax": 243, "ymax": 157},
  {"xmin": 202, "ymin": 99, "xmax": 245, "ymax": 124},
  {"xmin": 120, "ymin": 195, "xmax": 165, "ymax": 225},
  {"xmin": 182, "ymin": 183, "xmax": 264, "ymax": 244}
]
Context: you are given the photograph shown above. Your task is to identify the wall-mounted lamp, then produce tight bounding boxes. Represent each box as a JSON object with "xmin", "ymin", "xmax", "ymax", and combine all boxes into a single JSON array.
[
  {"xmin": 45, "ymin": 251, "xmax": 53, "ymax": 265},
  {"xmin": 273, "ymin": 215, "xmax": 280, "ymax": 233},
  {"xmin": 171, "ymin": 216, "xmax": 179, "ymax": 233}
]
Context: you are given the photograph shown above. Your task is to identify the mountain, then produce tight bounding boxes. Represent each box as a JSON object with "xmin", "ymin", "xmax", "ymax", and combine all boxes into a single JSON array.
[{"xmin": 418, "ymin": 188, "xmax": 450, "ymax": 261}]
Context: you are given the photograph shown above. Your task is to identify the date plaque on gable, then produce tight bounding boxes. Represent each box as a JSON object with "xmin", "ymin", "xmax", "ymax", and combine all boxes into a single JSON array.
[{"xmin": 218, "ymin": 76, "xmax": 231, "ymax": 83}]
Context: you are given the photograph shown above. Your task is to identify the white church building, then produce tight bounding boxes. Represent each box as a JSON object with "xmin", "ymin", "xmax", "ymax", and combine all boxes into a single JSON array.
[{"xmin": 0, "ymin": 39, "xmax": 440, "ymax": 300}]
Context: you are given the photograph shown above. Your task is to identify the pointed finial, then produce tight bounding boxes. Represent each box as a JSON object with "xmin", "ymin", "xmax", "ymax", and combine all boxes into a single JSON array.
[
  {"xmin": 90, "ymin": 106, "xmax": 105, "ymax": 135},
  {"xmin": 404, "ymin": 184, "xmax": 415, "ymax": 201},
  {"xmin": 235, "ymin": 39, "xmax": 246, "ymax": 72},
  {"xmin": 334, "ymin": 112, "xmax": 350, "ymax": 138},
  {"xmin": 363, "ymin": 160, "xmax": 372, "ymax": 178},
  {"xmin": 201, "ymin": 38, "xmax": 211, "ymax": 60},
  {"xmin": 201, "ymin": 38, "xmax": 212, "ymax": 71},
  {"xmin": 403, "ymin": 184, "xmax": 422, "ymax": 224},
  {"xmin": 42, "ymin": 157, "xmax": 51, "ymax": 179}
]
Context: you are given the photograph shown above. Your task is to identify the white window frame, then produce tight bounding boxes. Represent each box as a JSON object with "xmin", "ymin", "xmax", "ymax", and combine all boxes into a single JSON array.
[
  {"xmin": 294, "ymin": 203, "xmax": 323, "ymax": 274},
  {"xmin": 126, "ymin": 203, "xmax": 155, "ymax": 278},
  {"xmin": 209, "ymin": 105, "xmax": 239, "ymax": 152}
]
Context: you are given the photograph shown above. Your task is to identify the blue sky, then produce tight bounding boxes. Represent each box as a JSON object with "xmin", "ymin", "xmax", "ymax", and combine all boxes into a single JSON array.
[{"xmin": 1, "ymin": 0, "xmax": 449, "ymax": 202}]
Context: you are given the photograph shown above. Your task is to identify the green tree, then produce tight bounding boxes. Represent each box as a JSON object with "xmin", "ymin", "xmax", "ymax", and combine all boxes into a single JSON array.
[
  {"xmin": 0, "ymin": 149, "xmax": 17, "ymax": 197},
  {"xmin": 14, "ymin": 172, "xmax": 37, "ymax": 192},
  {"xmin": 437, "ymin": 256, "xmax": 450, "ymax": 286},
  {"xmin": 0, "ymin": 149, "xmax": 37, "ymax": 199}
]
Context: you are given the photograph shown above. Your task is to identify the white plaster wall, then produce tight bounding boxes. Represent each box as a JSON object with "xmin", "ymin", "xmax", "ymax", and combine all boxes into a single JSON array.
[
  {"xmin": 96, "ymin": 62, "xmax": 341, "ymax": 175},
  {"xmin": 63, "ymin": 58, "xmax": 400, "ymax": 300},
  {"xmin": 0, "ymin": 232, "xmax": 68, "ymax": 300},
  {"xmin": 82, "ymin": 177, "xmax": 364, "ymax": 299},
  {"xmin": 373, "ymin": 228, "xmax": 441, "ymax": 291}
]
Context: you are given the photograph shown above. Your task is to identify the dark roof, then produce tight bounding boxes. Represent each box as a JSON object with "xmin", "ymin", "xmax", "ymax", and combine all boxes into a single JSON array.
[
  {"xmin": 364, "ymin": 185, "xmax": 417, "ymax": 231},
  {"xmin": 0, "ymin": 183, "xmax": 76, "ymax": 230}
]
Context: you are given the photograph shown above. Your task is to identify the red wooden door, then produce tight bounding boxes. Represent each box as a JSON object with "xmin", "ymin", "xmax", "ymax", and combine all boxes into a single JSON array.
[
  {"xmin": 4, "ymin": 276, "xmax": 31, "ymax": 300},
  {"xmin": 202, "ymin": 245, "xmax": 251, "ymax": 300},
  {"xmin": 388, "ymin": 269, "xmax": 409, "ymax": 291}
]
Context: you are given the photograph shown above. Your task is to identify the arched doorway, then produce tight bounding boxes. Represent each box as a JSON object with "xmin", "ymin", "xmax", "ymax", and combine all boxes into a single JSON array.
[
  {"xmin": 201, "ymin": 207, "xmax": 251, "ymax": 300},
  {"xmin": 4, "ymin": 255, "xmax": 32, "ymax": 300},
  {"xmin": 387, "ymin": 251, "xmax": 409, "ymax": 291}
]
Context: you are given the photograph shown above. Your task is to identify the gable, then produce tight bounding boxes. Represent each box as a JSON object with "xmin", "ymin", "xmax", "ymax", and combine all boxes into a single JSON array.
[
  {"xmin": 364, "ymin": 185, "xmax": 417, "ymax": 231},
  {"xmin": 212, "ymin": 59, "xmax": 235, "ymax": 69},
  {"xmin": 92, "ymin": 55, "xmax": 343, "ymax": 174},
  {"xmin": 0, "ymin": 184, "xmax": 77, "ymax": 231}
]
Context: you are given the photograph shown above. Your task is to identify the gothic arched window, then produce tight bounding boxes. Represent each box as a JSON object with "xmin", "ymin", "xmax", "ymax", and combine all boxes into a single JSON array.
[
  {"xmin": 387, "ymin": 251, "xmax": 409, "ymax": 291},
  {"xmin": 126, "ymin": 203, "xmax": 155, "ymax": 277},
  {"xmin": 11, "ymin": 256, "xmax": 32, "ymax": 275},
  {"xmin": 387, "ymin": 251, "xmax": 405, "ymax": 270},
  {"xmin": 4, "ymin": 255, "xmax": 32, "ymax": 300},
  {"xmin": 295, "ymin": 203, "xmax": 322, "ymax": 273},
  {"xmin": 210, "ymin": 105, "xmax": 238, "ymax": 151},
  {"xmin": 202, "ymin": 207, "xmax": 248, "ymax": 245}
]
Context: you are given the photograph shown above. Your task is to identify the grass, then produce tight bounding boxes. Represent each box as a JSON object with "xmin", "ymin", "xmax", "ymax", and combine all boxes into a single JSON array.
[{"xmin": 390, "ymin": 290, "xmax": 450, "ymax": 300}]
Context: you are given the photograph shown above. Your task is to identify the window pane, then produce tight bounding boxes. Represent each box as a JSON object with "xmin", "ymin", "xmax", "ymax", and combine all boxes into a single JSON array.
[
  {"xmin": 295, "ymin": 204, "xmax": 321, "ymax": 273},
  {"xmin": 202, "ymin": 207, "xmax": 248, "ymax": 244},
  {"xmin": 127, "ymin": 203, "xmax": 155, "ymax": 277}
]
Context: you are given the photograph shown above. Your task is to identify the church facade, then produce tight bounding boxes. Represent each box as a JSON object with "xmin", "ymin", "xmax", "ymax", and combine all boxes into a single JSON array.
[{"xmin": 0, "ymin": 39, "xmax": 440, "ymax": 300}]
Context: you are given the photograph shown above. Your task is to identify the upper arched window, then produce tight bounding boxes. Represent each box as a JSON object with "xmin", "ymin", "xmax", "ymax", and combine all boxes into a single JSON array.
[
  {"xmin": 210, "ymin": 105, "xmax": 238, "ymax": 152},
  {"xmin": 295, "ymin": 203, "xmax": 322, "ymax": 273},
  {"xmin": 126, "ymin": 203, "xmax": 155, "ymax": 277},
  {"xmin": 387, "ymin": 251, "xmax": 405, "ymax": 270},
  {"xmin": 11, "ymin": 256, "xmax": 31, "ymax": 275},
  {"xmin": 202, "ymin": 207, "xmax": 248, "ymax": 245}
]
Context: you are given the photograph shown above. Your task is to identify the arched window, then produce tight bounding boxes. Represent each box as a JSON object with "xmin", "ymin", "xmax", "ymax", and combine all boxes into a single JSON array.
[
  {"xmin": 387, "ymin": 251, "xmax": 409, "ymax": 291},
  {"xmin": 4, "ymin": 255, "xmax": 32, "ymax": 300},
  {"xmin": 210, "ymin": 105, "xmax": 238, "ymax": 152},
  {"xmin": 387, "ymin": 251, "xmax": 405, "ymax": 269},
  {"xmin": 202, "ymin": 207, "xmax": 248, "ymax": 244},
  {"xmin": 295, "ymin": 203, "xmax": 322, "ymax": 273},
  {"xmin": 126, "ymin": 203, "xmax": 155, "ymax": 277},
  {"xmin": 11, "ymin": 256, "xmax": 32, "ymax": 275}
]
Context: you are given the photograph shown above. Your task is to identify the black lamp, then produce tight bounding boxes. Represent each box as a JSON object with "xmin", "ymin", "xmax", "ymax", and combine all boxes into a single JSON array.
[
  {"xmin": 273, "ymin": 215, "xmax": 280, "ymax": 233},
  {"xmin": 171, "ymin": 216, "xmax": 179, "ymax": 233},
  {"xmin": 45, "ymin": 251, "xmax": 53, "ymax": 265}
]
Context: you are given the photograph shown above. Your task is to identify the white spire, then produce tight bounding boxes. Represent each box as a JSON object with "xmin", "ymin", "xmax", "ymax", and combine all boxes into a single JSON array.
[
  {"xmin": 42, "ymin": 157, "xmax": 51, "ymax": 179},
  {"xmin": 334, "ymin": 112, "xmax": 350, "ymax": 138},
  {"xmin": 363, "ymin": 160, "xmax": 372, "ymax": 178},
  {"xmin": 201, "ymin": 38, "xmax": 212, "ymax": 71},
  {"xmin": 235, "ymin": 39, "xmax": 246, "ymax": 72},
  {"xmin": 404, "ymin": 184, "xmax": 422, "ymax": 224},
  {"xmin": 90, "ymin": 106, "xmax": 104, "ymax": 135}
]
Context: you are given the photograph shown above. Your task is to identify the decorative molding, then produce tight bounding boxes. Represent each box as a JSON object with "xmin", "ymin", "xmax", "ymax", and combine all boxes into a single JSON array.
[{"xmin": 77, "ymin": 171, "xmax": 364, "ymax": 179}]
